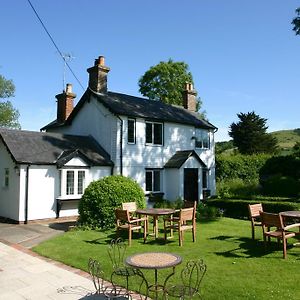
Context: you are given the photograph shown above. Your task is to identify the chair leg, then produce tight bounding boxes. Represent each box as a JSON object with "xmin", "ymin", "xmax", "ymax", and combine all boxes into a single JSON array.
[
  {"xmin": 251, "ymin": 224, "xmax": 255, "ymax": 240},
  {"xmin": 143, "ymin": 221, "xmax": 147, "ymax": 243},
  {"xmin": 179, "ymin": 230, "xmax": 183, "ymax": 246},
  {"xmin": 128, "ymin": 229, "xmax": 132, "ymax": 246},
  {"xmin": 192, "ymin": 227, "xmax": 196, "ymax": 242},
  {"xmin": 283, "ymin": 238, "xmax": 287, "ymax": 259}
]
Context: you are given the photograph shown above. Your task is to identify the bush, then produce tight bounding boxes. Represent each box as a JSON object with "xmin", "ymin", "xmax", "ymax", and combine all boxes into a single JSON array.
[
  {"xmin": 78, "ymin": 175, "xmax": 146, "ymax": 229},
  {"xmin": 207, "ymin": 199, "xmax": 300, "ymax": 219},
  {"xmin": 216, "ymin": 154, "xmax": 270, "ymax": 182},
  {"xmin": 197, "ymin": 202, "xmax": 223, "ymax": 220},
  {"xmin": 217, "ymin": 178, "xmax": 261, "ymax": 199}
]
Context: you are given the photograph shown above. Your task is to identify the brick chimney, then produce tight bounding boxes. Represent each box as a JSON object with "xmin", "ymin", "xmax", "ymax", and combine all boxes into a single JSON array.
[
  {"xmin": 182, "ymin": 82, "xmax": 197, "ymax": 112},
  {"xmin": 87, "ymin": 55, "xmax": 110, "ymax": 93},
  {"xmin": 56, "ymin": 83, "xmax": 76, "ymax": 123}
]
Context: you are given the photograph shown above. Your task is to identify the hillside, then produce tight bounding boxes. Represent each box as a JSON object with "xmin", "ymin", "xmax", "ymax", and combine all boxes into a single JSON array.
[{"xmin": 216, "ymin": 128, "xmax": 300, "ymax": 155}]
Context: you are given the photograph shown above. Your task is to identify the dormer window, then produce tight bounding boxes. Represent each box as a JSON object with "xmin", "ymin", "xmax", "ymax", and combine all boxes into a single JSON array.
[
  {"xmin": 195, "ymin": 130, "xmax": 210, "ymax": 149},
  {"xmin": 60, "ymin": 169, "xmax": 87, "ymax": 198},
  {"xmin": 146, "ymin": 122, "xmax": 163, "ymax": 146}
]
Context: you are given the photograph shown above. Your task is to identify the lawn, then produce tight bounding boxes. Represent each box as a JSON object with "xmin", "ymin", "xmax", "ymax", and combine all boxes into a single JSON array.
[{"xmin": 33, "ymin": 217, "xmax": 300, "ymax": 300}]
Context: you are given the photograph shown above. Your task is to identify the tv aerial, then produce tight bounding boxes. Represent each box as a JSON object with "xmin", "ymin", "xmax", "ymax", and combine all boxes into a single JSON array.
[{"xmin": 62, "ymin": 52, "xmax": 75, "ymax": 91}]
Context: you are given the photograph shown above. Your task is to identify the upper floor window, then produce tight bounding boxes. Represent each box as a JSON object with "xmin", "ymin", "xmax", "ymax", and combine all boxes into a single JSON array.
[
  {"xmin": 61, "ymin": 169, "xmax": 86, "ymax": 197},
  {"xmin": 146, "ymin": 122, "xmax": 163, "ymax": 145},
  {"xmin": 127, "ymin": 118, "xmax": 136, "ymax": 144},
  {"xmin": 195, "ymin": 130, "xmax": 210, "ymax": 149},
  {"xmin": 145, "ymin": 169, "xmax": 161, "ymax": 192},
  {"xmin": 3, "ymin": 168, "xmax": 9, "ymax": 188}
]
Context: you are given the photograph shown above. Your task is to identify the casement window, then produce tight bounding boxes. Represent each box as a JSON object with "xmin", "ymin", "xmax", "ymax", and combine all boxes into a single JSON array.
[
  {"xmin": 127, "ymin": 118, "xmax": 136, "ymax": 144},
  {"xmin": 3, "ymin": 168, "xmax": 9, "ymax": 188},
  {"xmin": 145, "ymin": 122, "xmax": 163, "ymax": 145},
  {"xmin": 195, "ymin": 130, "xmax": 210, "ymax": 149},
  {"xmin": 145, "ymin": 169, "xmax": 161, "ymax": 192},
  {"xmin": 202, "ymin": 169, "xmax": 208, "ymax": 190},
  {"xmin": 61, "ymin": 169, "xmax": 86, "ymax": 197}
]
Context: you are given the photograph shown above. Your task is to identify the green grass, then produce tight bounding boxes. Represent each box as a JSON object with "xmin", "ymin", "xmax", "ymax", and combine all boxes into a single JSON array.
[{"xmin": 33, "ymin": 218, "xmax": 300, "ymax": 300}]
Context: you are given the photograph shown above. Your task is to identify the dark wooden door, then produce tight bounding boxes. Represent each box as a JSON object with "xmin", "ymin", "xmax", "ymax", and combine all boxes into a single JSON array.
[{"xmin": 184, "ymin": 168, "xmax": 199, "ymax": 202}]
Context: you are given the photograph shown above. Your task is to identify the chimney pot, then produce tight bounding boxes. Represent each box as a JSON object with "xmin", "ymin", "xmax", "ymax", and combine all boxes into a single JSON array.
[
  {"xmin": 99, "ymin": 56, "xmax": 105, "ymax": 66},
  {"xmin": 66, "ymin": 83, "xmax": 72, "ymax": 94}
]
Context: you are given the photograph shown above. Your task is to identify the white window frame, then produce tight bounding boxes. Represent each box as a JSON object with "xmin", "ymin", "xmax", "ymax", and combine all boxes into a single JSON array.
[
  {"xmin": 145, "ymin": 169, "xmax": 162, "ymax": 192},
  {"xmin": 127, "ymin": 118, "xmax": 136, "ymax": 144},
  {"xmin": 145, "ymin": 121, "xmax": 163, "ymax": 146},
  {"xmin": 59, "ymin": 168, "xmax": 87, "ymax": 199},
  {"xmin": 195, "ymin": 130, "xmax": 210, "ymax": 149},
  {"xmin": 202, "ymin": 169, "xmax": 209, "ymax": 190}
]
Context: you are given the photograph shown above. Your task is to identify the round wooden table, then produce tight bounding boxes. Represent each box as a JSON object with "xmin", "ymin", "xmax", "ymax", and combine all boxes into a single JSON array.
[
  {"xmin": 126, "ymin": 252, "xmax": 182, "ymax": 299},
  {"xmin": 280, "ymin": 211, "xmax": 300, "ymax": 219},
  {"xmin": 136, "ymin": 208, "xmax": 176, "ymax": 239}
]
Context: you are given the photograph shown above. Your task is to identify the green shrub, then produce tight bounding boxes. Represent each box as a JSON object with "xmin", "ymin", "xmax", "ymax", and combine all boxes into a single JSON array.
[
  {"xmin": 207, "ymin": 199, "xmax": 300, "ymax": 219},
  {"xmin": 78, "ymin": 175, "xmax": 146, "ymax": 229},
  {"xmin": 262, "ymin": 175, "xmax": 300, "ymax": 197},
  {"xmin": 216, "ymin": 154, "xmax": 270, "ymax": 182},
  {"xmin": 197, "ymin": 202, "xmax": 223, "ymax": 220},
  {"xmin": 217, "ymin": 178, "xmax": 261, "ymax": 199}
]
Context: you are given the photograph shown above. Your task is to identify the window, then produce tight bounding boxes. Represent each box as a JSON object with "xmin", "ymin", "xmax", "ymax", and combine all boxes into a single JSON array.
[
  {"xmin": 4, "ymin": 168, "xmax": 9, "ymax": 188},
  {"xmin": 145, "ymin": 122, "xmax": 163, "ymax": 145},
  {"xmin": 66, "ymin": 171, "xmax": 74, "ymax": 195},
  {"xmin": 146, "ymin": 169, "xmax": 161, "ymax": 192},
  {"xmin": 61, "ymin": 169, "xmax": 86, "ymax": 197},
  {"xmin": 127, "ymin": 118, "xmax": 136, "ymax": 144},
  {"xmin": 195, "ymin": 130, "xmax": 210, "ymax": 149},
  {"xmin": 77, "ymin": 170, "xmax": 85, "ymax": 194}
]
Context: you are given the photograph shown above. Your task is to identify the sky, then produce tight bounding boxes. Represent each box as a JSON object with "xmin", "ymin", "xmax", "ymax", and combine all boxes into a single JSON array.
[{"xmin": 1, "ymin": 0, "xmax": 300, "ymax": 141}]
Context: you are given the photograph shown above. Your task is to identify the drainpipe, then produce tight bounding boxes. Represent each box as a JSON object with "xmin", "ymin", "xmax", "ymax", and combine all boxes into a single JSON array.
[
  {"xmin": 25, "ymin": 165, "xmax": 30, "ymax": 224},
  {"xmin": 116, "ymin": 115, "xmax": 123, "ymax": 175}
]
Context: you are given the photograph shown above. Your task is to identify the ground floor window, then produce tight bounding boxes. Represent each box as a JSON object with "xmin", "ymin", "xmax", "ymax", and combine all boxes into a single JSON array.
[
  {"xmin": 145, "ymin": 169, "xmax": 161, "ymax": 192},
  {"xmin": 3, "ymin": 168, "xmax": 9, "ymax": 188},
  {"xmin": 202, "ymin": 169, "xmax": 208, "ymax": 189},
  {"xmin": 60, "ymin": 169, "xmax": 87, "ymax": 197}
]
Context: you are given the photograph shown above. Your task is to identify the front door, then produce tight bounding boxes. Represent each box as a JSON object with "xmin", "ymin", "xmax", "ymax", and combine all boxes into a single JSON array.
[{"xmin": 184, "ymin": 168, "xmax": 199, "ymax": 202}]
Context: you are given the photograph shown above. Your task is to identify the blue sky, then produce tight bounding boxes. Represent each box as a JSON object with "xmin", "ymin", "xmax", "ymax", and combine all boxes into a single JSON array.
[{"xmin": 1, "ymin": 0, "xmax": 300, "ymax": 141}]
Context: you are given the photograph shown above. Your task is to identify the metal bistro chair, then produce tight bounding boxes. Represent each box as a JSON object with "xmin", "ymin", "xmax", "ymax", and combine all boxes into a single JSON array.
[
  {"xmin": 248, "ymin": 203, "xmax": 263, "ymax": 240},
  {"xmin": 107, "ymin": 238, "xmax": 149, "ymax": 299},
  {"xmin": 163, "ymin": 259, "xmax": 207, "ymax": 299}
]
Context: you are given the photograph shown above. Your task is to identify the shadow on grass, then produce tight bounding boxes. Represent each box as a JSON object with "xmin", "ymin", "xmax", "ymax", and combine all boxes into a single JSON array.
[{"xmin": 210, "ymin": 235, "xmax": 300, "ymax": 259}]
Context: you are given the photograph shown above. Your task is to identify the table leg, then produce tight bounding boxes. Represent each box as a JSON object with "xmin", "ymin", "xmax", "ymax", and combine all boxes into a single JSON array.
[{"xmin": 154, "ymin": 216, "xmax": 159, "ymax": 238}]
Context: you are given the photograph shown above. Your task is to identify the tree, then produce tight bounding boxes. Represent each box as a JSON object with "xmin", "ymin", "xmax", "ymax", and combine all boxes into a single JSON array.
[
  {"xmin": 292, "ymin": 7, "xmax": 300, "ymax": 35},
  {"xmin": 139, "ymin": 59, "xmax": 199, "ymax": 107},
  {"xmin": 229, "ymin": 111, "xmax": 277, "ymax": 155},
  {"xmin": 0, "ymin": 74, "xmax": 20, "ymax": 129}
]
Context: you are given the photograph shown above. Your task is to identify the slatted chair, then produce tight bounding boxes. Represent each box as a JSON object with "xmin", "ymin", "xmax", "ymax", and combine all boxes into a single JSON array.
[
  {"xmin": 115, "ymin": 208, "xmax": 147, "ymax": 246},
  {"xmin": 248, "ymin": 203, "xmax": 263, "ymax": 240},
  {"xmin": 164, "ymin": 205, "xmax": 196, "ymax": 246},
  {"xmin": 163, "ymin": 259, "xmax": 207, "ymax": 299},
  {"xmin": 107, "ymin": 238, "xmax": 148, "ymax": 299},
  {"xmin": 260, "ymin": 211, "xmax": 300, "ymax": 259},
  {"xmin": 122, "ymin": 201, "xmax": 148, "ymax": 230}
]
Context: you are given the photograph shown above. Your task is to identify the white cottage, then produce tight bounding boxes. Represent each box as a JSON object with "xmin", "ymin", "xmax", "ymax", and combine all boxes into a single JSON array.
[{"xmin": 0, "ymin": 55, "xmax": 217, "ymax": 223}]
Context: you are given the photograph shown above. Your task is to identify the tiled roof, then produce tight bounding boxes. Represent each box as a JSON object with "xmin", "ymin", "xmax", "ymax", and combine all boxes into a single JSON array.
[
  {"xmin": 164, "ymin": 150, "xmax": 206, "ymax": 168},
  {"xmin": 0, "ymin": 128, "xmax": 113, "ymax": 166},
  {"xmin": 41, "ymin": 89, "xmax": 217, "ymax": 131}
]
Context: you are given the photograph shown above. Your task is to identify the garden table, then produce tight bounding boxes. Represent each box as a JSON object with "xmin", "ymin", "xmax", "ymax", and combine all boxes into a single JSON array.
[
  {"xmin": 136, "ymin": 208, "xmax": 176, "ymax": 239},
  {"xmin": 126, "ymin": 252, "xmax": 182, "ymax": 299}
]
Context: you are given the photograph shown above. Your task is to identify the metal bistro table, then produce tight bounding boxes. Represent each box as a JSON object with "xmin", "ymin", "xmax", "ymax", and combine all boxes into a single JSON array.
[
  {"xmin": 136, "ymin": 208, "xmax": 176, "ymax": 239},
  {"xmin": 126, "ymin": 252, "xmax": 182, "ymax": 299}
]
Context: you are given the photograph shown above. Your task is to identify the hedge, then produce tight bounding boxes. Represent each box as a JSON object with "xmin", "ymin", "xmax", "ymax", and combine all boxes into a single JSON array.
[
  {"xmin": 207, "ymin": 199, "xmax": 300, "ymax": 219},
  {"xmin": 216, "ymin": 154, "xmax": 270, "ymax": 182}
]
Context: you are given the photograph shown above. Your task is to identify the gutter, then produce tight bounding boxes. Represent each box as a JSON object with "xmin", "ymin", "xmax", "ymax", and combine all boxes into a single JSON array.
[
  {"xmin": 116, "ymin": 115, "xmax": 123, "ymax": 175},
  {"xmin": 25, "ymin": 164, "xmax": 31, "ymax": 224}
]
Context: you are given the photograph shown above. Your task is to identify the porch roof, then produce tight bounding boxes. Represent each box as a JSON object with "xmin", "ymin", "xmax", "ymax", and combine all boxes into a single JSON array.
[{"xmin": 164, "ymin": 150, "xmax": 207, "ymax": 169}]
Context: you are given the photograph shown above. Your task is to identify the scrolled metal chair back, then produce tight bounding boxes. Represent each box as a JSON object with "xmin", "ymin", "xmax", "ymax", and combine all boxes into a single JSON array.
[
  {"xmin": 88, "ymin": 258, "xmax": 104, "ymax": 294},
  {"xmin": 180, "ymin": 259, "xmax": 207, "ymax": 298},
  {"xmin": 107, "ymin": 237, "xmax": 127, "ymax": 270}
]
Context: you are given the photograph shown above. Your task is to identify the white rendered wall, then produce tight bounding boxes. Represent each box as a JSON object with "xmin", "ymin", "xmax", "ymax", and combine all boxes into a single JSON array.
[{"xmin": 0, "ymin": 142, "xmax": 21, "ymax": 221}]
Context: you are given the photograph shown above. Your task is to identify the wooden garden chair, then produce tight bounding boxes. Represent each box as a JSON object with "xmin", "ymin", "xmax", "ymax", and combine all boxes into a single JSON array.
[
  {"xmin": 248, "ymin": 203, "xmax": 263, "ymax": 240},
  {"xmin": 115, "ymin": 209, "xmax": 147, "ymax": 246},
  {"xmin": 260, "ymin": 211, "xmax": 300, "ymax": 259},
  {"xmin": 164, "ymin": 205, "xmax": 196, "ymax": 246}
]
